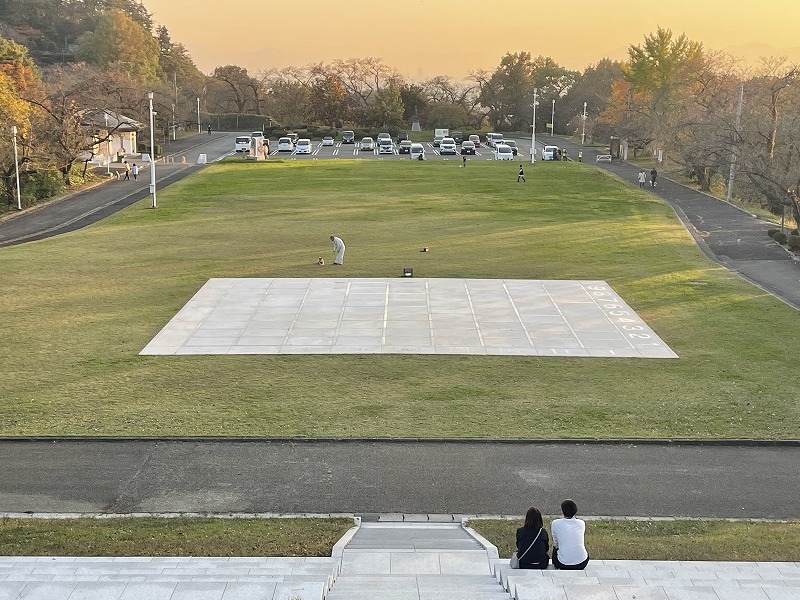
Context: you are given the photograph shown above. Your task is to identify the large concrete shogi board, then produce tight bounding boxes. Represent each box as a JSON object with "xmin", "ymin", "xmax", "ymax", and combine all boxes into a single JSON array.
[{"xmin": 140, "ymin": 278, "xmax": 678, "ymax": 358}]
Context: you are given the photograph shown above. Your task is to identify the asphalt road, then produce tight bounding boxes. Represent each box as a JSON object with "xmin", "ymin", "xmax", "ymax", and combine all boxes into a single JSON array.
[{"xmin": 1, "ymin": 440, "xmax": 797, "ymax": 519}]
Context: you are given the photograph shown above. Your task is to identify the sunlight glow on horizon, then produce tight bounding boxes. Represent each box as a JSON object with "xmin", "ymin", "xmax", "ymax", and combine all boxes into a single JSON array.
[{"xmin": 146, "ymin": 0, "xmax": 800, "ymax": 79}]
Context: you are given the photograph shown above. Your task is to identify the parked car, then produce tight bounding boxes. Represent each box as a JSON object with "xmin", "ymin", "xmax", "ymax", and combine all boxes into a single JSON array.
[
  {"xmin": 251, "ymin": 131, "xmax": 265, "ymax": 142},
  {"xmin": 542, "ymin": 145, "xmax": 559, "ymax": 160},
  {"xmin": 286, "ymin": 133, "xmax": 298, "ymax": 145},
  {"xmin": 360, "ymin": 137, "xmax": 375, "ymax": 151},
  {"xmin": 378, "ymin": 138, "xmax": 394, "ymax": 154},
  {"xmin": 342, "ymin": 130, "xmax": 355, "ymax": 143},
  {"xmin": 494, "ymin": 144, "xmax": 514, "ymax": 160},
  {"xmin": 235, "ymin": 136, "xmax": 251, "ymax": 152},
  {"xmin": 439, "ymin": 137, "xmax": 457, "ymax": 155},
  {"xmin": 486, "ymin": 132, "xmax": 504, "ymax": 147},
  {"xmin": 410, "ymin": 143, "xmax": 425, "ymax": 160},
  {"xmin": 451, "ymin": 131, "xmax": 463, "ymax": 144},
  {"xmin": 277, "ymin": 137, "xmax": 294, "ymax": 152},
  {"xmin": 377, "ymin": 132, "xmax": 391, "ymax": 143},
  {"xmin": 504, "ymin": 140, "xmax": 519, "ymax": 156},
  {"xmin": 398, "ymin": 140, "xmax": 413, "ymax": 154},
  {"xmin": 433, "ymin": 135, "xmax": 443, "ymax": 147},
  {"xmin": 469, "ymin": 134, "xmax": 481, "ymax": 147},
  {"xmin": 460, "ymin": 140, "xmax": 476, "ymax": 155},
  {"xmin": 295, "ymin": 138, "xmax": 312, "ymax": 154},
  {"xmin": 322, "ymin": 136, "xmax": 335, "ymax": 146},
  {"xmin": 396, "ymin": 131, "xmax": 409, "ymax": 143}
]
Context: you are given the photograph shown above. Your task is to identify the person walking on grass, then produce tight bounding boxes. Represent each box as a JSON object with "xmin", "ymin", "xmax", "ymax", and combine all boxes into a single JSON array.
[
  {"xmin": 517, "ymin": 164, "xmax": 526, "ymax": 182},
  {"xmin": 330, "ymin": 235, "xmax": 345, "ymax": 265}
]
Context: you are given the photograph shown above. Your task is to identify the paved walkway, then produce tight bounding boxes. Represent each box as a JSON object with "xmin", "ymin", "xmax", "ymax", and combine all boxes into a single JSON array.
[
  {"xmin": 546, "ymin": 135, "xmax": 800, "ymax": 310},
  {"xmin": 1, "ymin": 440, "xmax": 797, "ymax": 519},
  {"xmin": 0, "ymin": 132, "xmax": 237, "ymax": 247}
]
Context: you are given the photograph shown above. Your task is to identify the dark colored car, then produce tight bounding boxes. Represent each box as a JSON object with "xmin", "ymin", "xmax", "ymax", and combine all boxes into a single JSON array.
[
  {"xmin": 396, "ymin": 131, "xmax": 409, "ymax": 143},
  {"xmin": 433, "ymin": 136, "xmax": 443, "ymax": 147},
  {"xmin": 460, "ymin": 141, "xmax": 476, "ymax": 155},
  {"xmin": 504, "ymin": 140, "xmax": 519, "ymax": 156},
  {"xmin": 398, "ymin": 140, "xmax": 413, "ymax": 154},
  {"xmin": 451, "ymin": 131, "xmax": 463, "ymax": 144},
  {"xmin": 341, "ymin": 130, "xmax": 355, "ymax": 143}
]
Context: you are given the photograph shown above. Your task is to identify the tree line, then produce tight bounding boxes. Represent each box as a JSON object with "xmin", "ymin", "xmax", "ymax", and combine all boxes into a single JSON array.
[{"xmin": 0, "ymin": 0, "xmax": 798, "ymax": 224}]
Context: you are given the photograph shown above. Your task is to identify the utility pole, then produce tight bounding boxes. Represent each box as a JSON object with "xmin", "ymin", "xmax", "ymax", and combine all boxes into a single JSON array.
[
  {"xmin": 531, "ymin": 88, "xmax": 538, "ymax": 164},
  {"xmin": 581, "ymin": 102, "xmax": 587, "ymax": 145}
]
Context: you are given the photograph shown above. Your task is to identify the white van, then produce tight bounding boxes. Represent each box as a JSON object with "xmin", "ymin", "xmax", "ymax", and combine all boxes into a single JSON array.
[
  {"xmin": 410, "ymin": 143, "xmax": 425, "ymax": 160},
  {"xmin": 494, "ymin": 144, "xmax": 514, "ymax": 160},
  {"xmin": 235, "ymin": 136, "xmax": 251, "ymax": 152},
  {"xmin": 542, "ymin": 145, "xmax": 559, "ymax": 161}
]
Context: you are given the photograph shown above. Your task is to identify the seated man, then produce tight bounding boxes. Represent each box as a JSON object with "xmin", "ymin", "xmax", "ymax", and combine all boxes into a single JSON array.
[{"xmin": 551, "ymin": 499, "xmax": 589, "ymax": 570}]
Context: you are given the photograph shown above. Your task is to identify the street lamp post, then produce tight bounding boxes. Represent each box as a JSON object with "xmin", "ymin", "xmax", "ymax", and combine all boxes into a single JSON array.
[
  {"xmin": 551, "ymin": 99, "xmax": 555, "ymax": 138},
  {"xmin": 197, "ymin": 97, "xmax": 201, "ymax": 135},
  {"xmin": 581, "ymin": 102, "xmax": 587, "ymax": 145},
  {"xmin": 531, "ymin": 88, "xmax": 538, "ymax": 164},
  {"xmin": 148, "ymin": 92, "xmax": 157, "ymax": 209},
  {"xmin": 104, "ymin": 112, "xmax": 110, "ymax": 175},
  {"xmin": 11, "ymin": 125, "xmax": 22, "ymax": 210}
]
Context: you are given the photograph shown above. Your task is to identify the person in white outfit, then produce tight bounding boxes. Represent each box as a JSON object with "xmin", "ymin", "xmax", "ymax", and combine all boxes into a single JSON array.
[
  {"xmin": 330, "ymin": 235, "xmax": 345, "ymax": 265},
  {"xmin": 551, "ymin": 499, "xmax": 589, "ymax": 570}
]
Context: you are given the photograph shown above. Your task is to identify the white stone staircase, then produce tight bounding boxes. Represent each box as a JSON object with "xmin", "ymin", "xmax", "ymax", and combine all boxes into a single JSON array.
[
  {"xmin": 325, "ymin": 520, "xmax": 511, "ymax": 600},
  {"xmin": 491, "ymin": 558, "xmax": 800, "ymax": 600},
  {"xmin": 0, "ymin": 556, "xmax": 338, "ymax": 599}
]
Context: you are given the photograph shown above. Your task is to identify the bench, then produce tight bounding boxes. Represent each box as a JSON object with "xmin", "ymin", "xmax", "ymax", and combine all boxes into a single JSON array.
[{"xmin": 596, "ymin": 154, "xmax": 612, "ymax": 162}]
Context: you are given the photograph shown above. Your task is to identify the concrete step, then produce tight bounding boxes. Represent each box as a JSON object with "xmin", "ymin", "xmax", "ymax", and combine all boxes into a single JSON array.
[
  {"xmin": 489, "ymin": 559, "xmax": 800, "ymax": 600},
  {"xmin": 0, "ymin": 579, "xmax": 327, "ymax": 599},
  {"xmin": 327, "ymin": 574, "xmax": 512, "ymax": 600},
  {"xmin": 0, "ymin": 557, "xmax": 339, "ymax": 599}
]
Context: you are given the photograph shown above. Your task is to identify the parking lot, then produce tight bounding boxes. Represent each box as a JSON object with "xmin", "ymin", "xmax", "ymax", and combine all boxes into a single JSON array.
[{"xmin": 261, "ymin": 136, "xmax": 536, "ymax": 161}]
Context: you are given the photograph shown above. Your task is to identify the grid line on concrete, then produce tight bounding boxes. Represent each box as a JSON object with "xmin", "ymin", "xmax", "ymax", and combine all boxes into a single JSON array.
[{"xmin": 140, "ymin": 278, "xmax": 677, "ymax": 358}]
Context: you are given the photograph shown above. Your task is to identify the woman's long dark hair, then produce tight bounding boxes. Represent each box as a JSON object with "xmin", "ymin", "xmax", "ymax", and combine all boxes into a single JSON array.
[{"xmin": 524, "ymin": 506, "xmax": 543, "ymax": 530}]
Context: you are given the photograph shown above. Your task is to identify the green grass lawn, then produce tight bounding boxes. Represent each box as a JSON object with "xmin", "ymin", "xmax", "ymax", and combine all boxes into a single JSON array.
[
  {"xmin": 0, "ymin": 159, "xmax": 796, "ymax": 438},
  {"xmin": 0, "ymin": 517, "xmax": 352, "ymax": 557},
  {"xmin": 2, "ymin": 517, "xmax": 797, "ymax": 560},
  {"xmin": 471, "ymin": 518, "xmax": 800, "ymax": 561}
]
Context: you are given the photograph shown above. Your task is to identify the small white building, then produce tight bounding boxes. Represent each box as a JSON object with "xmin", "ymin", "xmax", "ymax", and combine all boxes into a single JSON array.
[{"xmin": 81, "ymin": 109, "xmax": 142, "ymax": 164}]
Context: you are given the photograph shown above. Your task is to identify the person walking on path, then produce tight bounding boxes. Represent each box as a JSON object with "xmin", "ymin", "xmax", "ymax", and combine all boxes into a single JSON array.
[
  {"xmin": 578, "ymin": 151, "xmax": 582, "ymax": 162},
  {"xmin": 131, "ymin": 163, "xmax": 139, "ymax": 181},
  {"xmin": 638, "ymin": 170, "xmax": 646, "ymax": 188},
  {"xmin": 551, "ymin": 499, "xmax": 589, "ymax": 570},
  {"xmin": 650, "ymin": 168, "xmax": 658, "ymax": 188},
  {"xmin": 123, "ymin": 160, "xmax": 130, "ymax": 181},
  {"xmin": 207, "ymin": 125, "xmax": 212, "ymax": 135},
  {"xmin": 330, "ymin": 235, "xmax": 345, "ymax": 265},
  {"xmin": 562, "ymin": 148, "xmax": 568, "ymax": 161},
  {"xmin": 517, "ymin": 165, "xmax": 526, "ymax": 182}
]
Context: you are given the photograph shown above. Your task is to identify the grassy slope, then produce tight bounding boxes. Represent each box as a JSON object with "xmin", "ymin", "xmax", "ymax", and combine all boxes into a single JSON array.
[
  {"xmin": 471, "ymin": 519, "xmax": 800, "ymax": 561},
  {"xmin": 0, "ymin": 159, "xmax": 796, "ymax": 438}
]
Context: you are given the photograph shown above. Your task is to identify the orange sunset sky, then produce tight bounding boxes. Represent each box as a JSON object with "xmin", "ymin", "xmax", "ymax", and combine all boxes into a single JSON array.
[{"xmin": 145, "ymin": 0, "xmax": 799, "ymax": 79}]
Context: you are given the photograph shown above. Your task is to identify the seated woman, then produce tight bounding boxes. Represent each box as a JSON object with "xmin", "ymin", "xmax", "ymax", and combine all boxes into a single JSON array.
[
  {"xmin": 551, "ymin": 499, "xmax": 589, "ymax": 570},
  {"xmin": 515, "ymin": 506, "xmax": 549, "ymax": 569}
]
